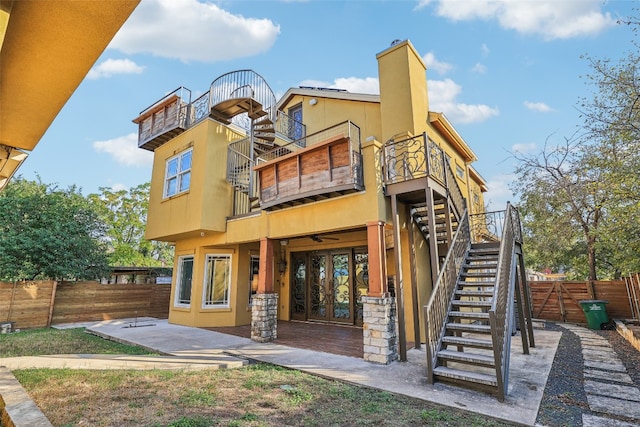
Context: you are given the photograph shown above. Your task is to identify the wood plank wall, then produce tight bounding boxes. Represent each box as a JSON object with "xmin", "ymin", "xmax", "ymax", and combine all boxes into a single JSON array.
[
  {"xmin": 530, "ymin": 280, "xmax": 633, "ymax": 323},
  {"xmin": 0, "ymin": 281, "xmax": 171, "ymax": 330}
]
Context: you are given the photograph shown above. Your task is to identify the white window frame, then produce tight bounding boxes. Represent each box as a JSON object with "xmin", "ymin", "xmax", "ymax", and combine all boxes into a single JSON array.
[
  {"xmin": 455, "ymin": 163, "xmax": 465, "ymax": 180},
  {"xmin": 174, "ymin": 255, "xmax": 194, "ymax": 308},
  {"xmin": 164, "ymin": 148, "xmax": 192, "ymax": 198},
  {"xmin": 202, "ymin": 254, "xmax": 232, "ymax": 308}
]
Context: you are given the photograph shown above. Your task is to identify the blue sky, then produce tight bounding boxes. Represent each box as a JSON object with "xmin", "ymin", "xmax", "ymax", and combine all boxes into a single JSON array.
[{"xmin": 20, "ymin": 0, "xmax": 637, "ymax": 209}]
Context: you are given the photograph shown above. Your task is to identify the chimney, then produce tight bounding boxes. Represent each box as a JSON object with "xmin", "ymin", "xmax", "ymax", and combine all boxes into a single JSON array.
[{"xmin": 376, "ymin": 40, "xmax": 429, "ymax": 143}]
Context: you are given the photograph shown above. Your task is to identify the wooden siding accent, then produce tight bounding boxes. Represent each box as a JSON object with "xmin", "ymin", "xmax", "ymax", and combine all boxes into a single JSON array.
[
  {"xmin": 254, "ymin": 135, "xmax": 363, "ymax": 208},
  {"xmin": 530, "ymin": 280, "xmax": 632, "ymax": 323},
  {"xmin": 0, "ymin": 281, "xmax": 171, "ymax": 329}
]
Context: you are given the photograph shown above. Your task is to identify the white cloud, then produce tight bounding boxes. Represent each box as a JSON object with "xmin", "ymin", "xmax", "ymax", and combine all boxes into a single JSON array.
[
  {"xmin": 471, "ymin": 63, "xmax": 487, "ymax": 74},
  {"xmin": 428, "ymin": 79, "xmax": 499, "ymax": 124},
  {"xmin": 299, "ymin": 75, "xmax": 498, "ymax": 124},
  {"xmin": 524, "ymin": 101, "xmax": 554, "ymax": 113},
  {"xmin": 87, "ymin": 59, "xmax": 144, "ymax": 80},
  {"xmin": 484, "ymin": 173, "xmax": 517, "ymax": 210},
  {"xmin": 481, "ymin": 43, "xmax": 490, "ymax": 56},
  {"xmin": 422, "ymin": 52, "xmax": 453, "ymax": 75},
  {"xmin": 93, "ymin": 133, "xmax": 153, "ymax": 167},
  {"xmin": 108, "ymin": 183, "xmax": 129, "ymax": 192},
  {"xmin": 419, "ymin": 0, "xmax": 616, "ymax": 40},
  {"xmin": 110, "ymin": 0, "xmax": 280, "ymax": 62},
  {"xmin": 511, "ymin": 143, "xmax": 537, "ymax": 154}
]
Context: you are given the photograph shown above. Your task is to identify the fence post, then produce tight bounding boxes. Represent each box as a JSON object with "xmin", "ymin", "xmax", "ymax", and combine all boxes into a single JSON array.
[{"xmin": 47, "ymin": 281, "xmax": 58, "ymax": 327}]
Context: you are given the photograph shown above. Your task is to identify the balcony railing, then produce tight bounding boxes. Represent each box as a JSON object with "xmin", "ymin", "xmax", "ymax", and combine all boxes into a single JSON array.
[
  {"xmin": 253, "ymin": 121, "xmax": 363, "ymax": 210},
  {"xmin": 134, "ymin": 87, "xmax": 192, "ymax": 151},
  {"xmin": 382, "ymin": 133, "xmax": 446, "ymax": 186}
]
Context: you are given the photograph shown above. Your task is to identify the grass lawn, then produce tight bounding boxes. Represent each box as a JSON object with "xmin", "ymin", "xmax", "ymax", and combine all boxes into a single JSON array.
[
  {"xmin": 0, "ymin": 327, "xmax": 157, "ymax": 357},
  {"xmin": 2, "ymin": 328, "xmax": 516, "ymax": 427}
]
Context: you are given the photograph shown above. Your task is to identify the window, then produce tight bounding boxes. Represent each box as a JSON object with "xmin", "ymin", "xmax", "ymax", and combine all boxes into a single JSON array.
[
  {"xmin": 456, "ymin": 164, "xmax": 465, "ymax": 180},
  {"xmin": 249, "ymin": 255, "xmax": 260, "ymax": 306},
  {"xmin": 175, "ymin": 255, "xmax": 194, "ymax": 307},
  {"xmin": 288, "ymin": 104, "xmax": 304, "ymax": 141},
  {"xmin": 203, "ymin": 254, "xmax": 231, "ymax": 307},
  {"xmin": 164, "ymin": 148, "xmax": 192, "ymax": 198}
]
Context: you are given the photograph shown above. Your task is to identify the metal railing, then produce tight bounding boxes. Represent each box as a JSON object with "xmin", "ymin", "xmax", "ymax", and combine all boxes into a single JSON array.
[
  {"xmin": 489, "ymin": 202, "xmax": 519, "ymax": 401},
  {"xmin": 469, "ymin": 210, "xmax": 506, "ymax": 243},
  {"xmin": 137, "ymin": 87, "xmax": 191, "ymax": 147},
  {"xmin": 444, "ymin": 157, "xmax": 466, "ymax": 218},
  {"xmin": 424, "ymin": 209, "xmax": 470, "ymax": 383},
  {"xmin": 209, "ymin": 69, "xmax": 277, "ymax": 121},
  {"xmin": 381, "ymin": 133, "xmax": 446, "ymax": 186},
  {"xmin": 257, "ymin": 120, "xmax": 361, "ymax": 163}
]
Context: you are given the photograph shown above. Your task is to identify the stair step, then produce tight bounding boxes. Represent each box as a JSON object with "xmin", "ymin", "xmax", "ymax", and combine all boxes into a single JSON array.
[
  {"xmin": 437, "ymin": 349, "xmax": 495, "ymax": 367},
  {"xmin": 433, "ymin": 366, "xmax": 498, "ymax": 387},
  {"xmin": 455, "ymin": 289, "xmax": 493, "ymax": 297},
  {"xmin": 451, "ymin": 300, "xmax": 492, "ymax": 308},
  {"xmin": 457, "ymin": 280, "xmax": 494, "ymax": 287},
  {"xmin": 461, "ymin": 272, "xmax": 497, "ymax": 278},
  {"xmin": 449, "ymin": 311, "xmax": 490, "ymax": 320},
  {"xmin": 442, "ymin": 335, "xmax": 493, "ymax": 349},
  {"xmin": 446, "ymin": 322, "xmax": 491, "ymax": 333},
  {"xmin": 463, "ymin": 263, "xmax": 497, "ymax": 270}
]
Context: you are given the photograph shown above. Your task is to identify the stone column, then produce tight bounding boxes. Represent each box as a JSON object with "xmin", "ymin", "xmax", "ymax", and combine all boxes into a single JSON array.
[
  {"xmin": 251, "ymin": 293, "xmax": 278, "ymax": 342},
  {"xmin": 362, "ymin": 296, "xmax": 398, "ymax": 364}
]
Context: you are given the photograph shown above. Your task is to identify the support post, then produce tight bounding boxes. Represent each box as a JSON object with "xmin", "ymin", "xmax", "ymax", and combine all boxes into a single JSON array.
[
  {"xmin": 406, "ymin": 206, "xmax": 421, "ymax": 349},
  {"xmin": 425, "ymin": 188, "xmax": 439, "ymax": 286},
  {"xmin": 251, "ymin": 237, "xmax": 278, "ymax": 342},
  {"xmin": 391, "ymin": 195, "xmax": 407, "ymax": 361},
  {"xmin": 366, "ymin": 221, "xmax": 388, "ymax": 297}
]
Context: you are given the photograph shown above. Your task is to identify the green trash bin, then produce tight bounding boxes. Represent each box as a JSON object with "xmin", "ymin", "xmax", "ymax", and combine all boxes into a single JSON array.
[{"xmin": 579, "ymin": 300, "xmax": 609, "ymax": 330}]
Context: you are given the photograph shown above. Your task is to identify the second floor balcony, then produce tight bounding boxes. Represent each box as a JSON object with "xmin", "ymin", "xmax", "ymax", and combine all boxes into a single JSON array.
[{"xmin": 253, "ymin": 121, "xmax": 364, "ymax": 210}]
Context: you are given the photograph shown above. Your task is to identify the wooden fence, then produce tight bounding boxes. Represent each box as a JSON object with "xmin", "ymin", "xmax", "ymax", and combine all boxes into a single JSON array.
[
  {"xmin": 0, "ymin": 281, "xmax": 171, "ymax": 330},
  {"xmin": 530, "ymin": 280, "xmax": 633, "ymax": 323}
]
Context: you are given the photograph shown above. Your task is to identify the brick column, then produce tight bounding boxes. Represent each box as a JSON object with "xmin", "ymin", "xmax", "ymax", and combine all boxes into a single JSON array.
[
  {"xmin": 251, "ymin": 293, "xmax": 278, "ymax": 342},
  {"xmin": 362, "ymin": 295, "xmax": 398, "ymax": 364}
]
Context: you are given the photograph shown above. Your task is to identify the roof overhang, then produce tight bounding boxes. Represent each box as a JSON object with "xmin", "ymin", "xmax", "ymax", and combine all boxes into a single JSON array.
[
  {"xmin": 468, "ymin": 165, "xmax": 488, "ymax": 192},
  {"xmin": 0, "ymin": 144, "xmax": 27, "ymax": 191},
  {"xmin": 429, "ymin": 112, "xmax": 477, "ymax": 163},
  {"xmin": 0, "ymin": 0, "xmax": 139, "ymax": 166}
]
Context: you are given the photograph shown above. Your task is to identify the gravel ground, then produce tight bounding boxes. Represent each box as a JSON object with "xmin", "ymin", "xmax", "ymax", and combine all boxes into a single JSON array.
[{"xmin": 535, "ymin": 321, "xmax": 640, "ymax": 427}]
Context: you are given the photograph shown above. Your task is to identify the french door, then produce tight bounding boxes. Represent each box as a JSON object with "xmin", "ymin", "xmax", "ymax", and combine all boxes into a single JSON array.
[{"xmin": 290, "ymin": 249, "xmax": 368, "ymax": 325}]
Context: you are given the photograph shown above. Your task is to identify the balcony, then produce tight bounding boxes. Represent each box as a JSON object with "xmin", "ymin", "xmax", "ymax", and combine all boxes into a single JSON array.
[
  {"xmin": 133, "ymin": 87, "xmax": 191, "ymax": 151},
  {"xmin": 253, "ymin": 121, "xmax": 363, "ymax": 210}
]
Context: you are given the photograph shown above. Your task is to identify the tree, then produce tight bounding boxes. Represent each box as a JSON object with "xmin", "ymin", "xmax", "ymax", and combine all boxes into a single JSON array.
[
  {"xmin": 0, "ymin": 178, "xmax": 110, "ymax": 281},
  {"xmin": 513, "ymin": 10, "xmax": 640, "ymax": 279},
  {"xmin": 89, "ymin": 183, "xmax": 173, "ymax": 267}
]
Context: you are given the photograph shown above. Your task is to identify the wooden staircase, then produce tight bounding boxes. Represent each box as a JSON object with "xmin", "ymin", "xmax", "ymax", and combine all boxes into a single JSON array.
[
  {"xmin": 410, "ymin": 197, "xmax": 459, "ymax": 265},
  {"xmin": 433, "ymin": 242, "xmax": 500, "ymax": 391}
]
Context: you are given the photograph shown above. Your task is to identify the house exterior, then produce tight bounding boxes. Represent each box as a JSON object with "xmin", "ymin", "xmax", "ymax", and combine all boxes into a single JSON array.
[{"xmin": 136, "ymin": 39, "xmax": 518, "ymax": 366}]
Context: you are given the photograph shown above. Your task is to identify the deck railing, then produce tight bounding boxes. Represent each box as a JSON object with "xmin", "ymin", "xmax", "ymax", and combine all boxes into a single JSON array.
[
  {"xmin": 424, "ymin": 209, "xmax": 470, "ymax": 383},
  {"xmin": 489, "ymin": 202, "xmax": 519, "ymax": 401},
  {"xmin": 257, "ymin": 120, "xmax": 360, "ymax": 164},
  {"xmin": 136, "ymin": 87, "xmax": 192, "ymax": 148},
  {"xmin": 382, "ymin": 133, "xmax": 446, "ymax": 186}
]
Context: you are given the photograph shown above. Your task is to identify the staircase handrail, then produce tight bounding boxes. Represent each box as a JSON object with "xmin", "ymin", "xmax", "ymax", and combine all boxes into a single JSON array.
[
  {"xmin": 444, "ymin": 157, "xmax": 466, "ymax": 219},
  {"xmin": 488, "ymin": 202, "xmax": 518, "ymax": 401},
  {"xmin": 423, "ymin": 208, "xmax": 471, "ymax": 383}
]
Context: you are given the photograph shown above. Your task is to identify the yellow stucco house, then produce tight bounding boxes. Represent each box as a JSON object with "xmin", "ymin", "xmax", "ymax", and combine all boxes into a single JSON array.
[{"xmin": 135, "ymin": 40, "xmax": 534, "ymax": 400}]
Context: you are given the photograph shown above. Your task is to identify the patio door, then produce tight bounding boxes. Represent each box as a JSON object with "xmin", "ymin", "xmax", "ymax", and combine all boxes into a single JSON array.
[{"xmin": 290, "ymin": 249, "xmax": 366, "ymax": 324}]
